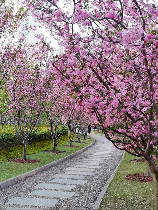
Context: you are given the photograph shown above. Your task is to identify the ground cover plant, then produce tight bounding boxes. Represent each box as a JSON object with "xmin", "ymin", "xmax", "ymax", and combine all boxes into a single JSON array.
[
  {"xmin": 0, "ymin": 135, "xmax": 93, "ymax": 182},
  {"xmin": 99, "ymin": 152, "xmax": 154, "ymax": 210},
  {"xmin": 0, "ymin": 125, "xmax": 16, "ymax": 148}
]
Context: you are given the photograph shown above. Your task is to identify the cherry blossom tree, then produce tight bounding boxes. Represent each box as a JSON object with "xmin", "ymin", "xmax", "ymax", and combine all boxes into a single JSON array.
[
  {"xmin": 6, "ymin": 42, "xmax": 46, "ymax": 160},
  {"xmin": 42, "ymin": 77, "xmax": 68, "ymax": 152},
  {"xmin": 0, "ymin": 0, "xmax": 29, "ymax": 130},
  {"xmin": 28, "ymin": 0, "xmax": 158, "ymax": 207},
  {"xmin": 61, "ymin": 98, "xmax": 93, "ymax": 144},
  {"xmin": 0, "ymin": 0, "xmax": 27, "ymax": 83}
]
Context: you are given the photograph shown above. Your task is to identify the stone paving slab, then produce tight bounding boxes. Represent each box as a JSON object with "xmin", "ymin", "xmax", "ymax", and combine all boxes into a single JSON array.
[
  {"xmin": 6, "ymin": 207, "xmax": 37, "ymax": 210},
  {"xmin": 35, "ymin": 183, "xmax": 76, "ymax": 190},
  {"xmin": 89, "ymin": 153, "xmax": 112, "ymax": 156},
  {"xmin": 82, "ymin": 158, "xmax": 106, "ymax": 161},
  {"xmin": 87, "ymin": 159, "xmax": 107, "ymax": 161},
  {"xmin": 86, "ymin": 156, "xmax": 106, "ymax": 158},
  {"xmin": 87, "ymin": 157, "xmax": 110, "ymax": 159},
  {"xmin": 74, "ymin": 164, "xmax": 101, "ymax": 168},
  {"xmin": 75, "ymin": 162, "xmax": 100, "ymax": 166},
  {"xmin": 89, "ymin": 154, "xmax": 111, "ymax": 156},
  {"xmin": 87, "ymin": 157, "xmax": 110, "ymax": 160},
  {"xmin": 7, "ymin": 197, "xmax": 58, "ymax": 208},
  {"xmin": 51, "ymin": 178, "xmax": 86, "ymax": 185},
  {"xmin": 79, "ymin": 161, "xmax": 104, "ymax": 164},
  {"xmin": 65, "ymin": 171, "xmax": 94, "ymax": 176},
  {"xmin": 29, "ymin": 189, "xmax": 75, "ymax": 199},
  {"xmin": 65, "ymin": 167, "xmax": 95, "ymax": 172},
  {"xmin": 53, "ymin": 174, "xmax": 85, "ymax": 180}
]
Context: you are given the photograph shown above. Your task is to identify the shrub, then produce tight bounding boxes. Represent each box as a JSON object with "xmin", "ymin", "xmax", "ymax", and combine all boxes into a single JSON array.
[{"xmin": 0, "ymin": 124, "xmax": 68, "ymax": 149}]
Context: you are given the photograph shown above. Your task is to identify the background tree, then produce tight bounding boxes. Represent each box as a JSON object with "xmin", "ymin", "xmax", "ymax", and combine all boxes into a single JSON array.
[
  {"xmin": 6, "ymin": 43, "xmax": 45, "ymax": 160},
  {"xmin": 42, "ymin": 77, "xmax": 68, "ymax": 151}
]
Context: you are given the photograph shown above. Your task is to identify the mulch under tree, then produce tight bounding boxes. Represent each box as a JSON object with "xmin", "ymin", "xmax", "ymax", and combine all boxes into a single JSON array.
[
  {"xmin": 126, "ymin": 173, "xmax": 153, "ymax": 182},
  {"xmin": 9, "ymin": 159, "xmax": 40, "ymax": 163},
  {"xmin": 127, "ymin": 157, "xmax": 153, "ymax": 182},
  {"xmin": 131, "ymin": 157, "xmax": 146, "ymax": 162}
]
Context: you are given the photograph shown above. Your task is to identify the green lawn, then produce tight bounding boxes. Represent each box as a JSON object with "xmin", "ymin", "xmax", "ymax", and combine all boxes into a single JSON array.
[
  {"xmin": 0, "ymin": 135, "xmax": 94, "ymax": 182},
  {"xmin": 99, "ymin": 152, "xmax": 154, "ymax": 210}
]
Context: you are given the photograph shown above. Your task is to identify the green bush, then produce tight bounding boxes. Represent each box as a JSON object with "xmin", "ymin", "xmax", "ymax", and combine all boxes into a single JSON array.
[
  {"xmin": 0, "ymin": 133, "xmax": 17, "ymax": 149},
  {"xmin": 0, "ymin": 133, "xmax": 69, "ymax": 162},
  {"xmin": 0, "ymin": 125, "xmax": 15, "ymax": 134},
  {"xmin": 29, "ymin": 132, "xmax": 51, "ymax": 143},
  {"xmin": 0, "ymin": 124, "xmax": 68, "ymax": 149}
]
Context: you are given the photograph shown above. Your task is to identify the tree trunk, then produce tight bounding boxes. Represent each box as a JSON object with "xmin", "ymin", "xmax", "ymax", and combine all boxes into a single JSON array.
[
  {"xmin": 154, "ymin": 174, "xmax": 158, "ymax": 210},
  {"xmin": 50, "ymin": 121, "xmax": 53, "ymax": 139},
  {"xmin": 49, "ymin": 121, "xmax": 56, "ymax": 151},
  {"xmin": 77, "ymin": 133, "xmax": 81, "ymax": 143},
  {"xmin": 1, "ymin": 115, "xmax": 4, "ymax": 129},
  {"xmin": 53, "ymin": 124, "xmax": 57, "ymax": 151},
  {"xmin": 147, "ymin": 157, "xmax": 158, "ymax": 210},
  {"xmin": 83, "ymin": 133, "xmax": 87, "ymax": 140},
  {"xmin": 23, "ymin": 141, "xmax": 27, "ymax": 161},
  {"xmin": 68, "ymin": 126, "xmax": 72, "ymax": 147},
  {"xmin": 69, "ymin": 137, "xmax": 72, "ymax": 147},
  {"xmin": 53, "ymin": 138, "xmax": 56, "ymax": 151}
]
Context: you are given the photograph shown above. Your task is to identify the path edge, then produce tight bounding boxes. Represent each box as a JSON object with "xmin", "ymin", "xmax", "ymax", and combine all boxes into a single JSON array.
[
  {"xmin": 0, "ymin": 138, "xmax": 96, "ymax": 190},
  {"xmin": 93, "ymin": 151, "xmax": 125, "ymax": 210}
]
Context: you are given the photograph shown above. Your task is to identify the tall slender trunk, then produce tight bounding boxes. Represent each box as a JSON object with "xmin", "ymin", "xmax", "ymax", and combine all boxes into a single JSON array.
[
  {"xmin": 23, "ymin": 140, "xmax": 28, "ymax": 161},
  {"xmin": 1, "ymin": 115, "xmax": 4, "ymax": 129},
  {"xmin": 1, "ymin": 122, "xmax": 4, "ymax": 129},
  {"xmin": 50, "ymin": 121, "xmax": 55, "ymax": 151},
  {"xmin": 53, "ymin": 138, "xmax": 56, "ymax": 151},
  {"xmin": 77, "ymin": 133, "xmax": 81, "ymax": 143},
  {"xmin": 53, "ymin": 124, "xmax": 58, "ymax": 151},
  {"xmin": 68, "ymin": 126, "xmax": 72, "ymax": 147},
  {"xmin": 50, "ymin": 121, "xmax": 53, "ymax": 139}
]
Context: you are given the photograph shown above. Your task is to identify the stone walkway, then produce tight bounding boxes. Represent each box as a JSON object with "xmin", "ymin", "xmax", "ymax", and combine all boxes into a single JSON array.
[{"xmin": 1, "ymin": 134, "xmax": 123, "ymax": 210}]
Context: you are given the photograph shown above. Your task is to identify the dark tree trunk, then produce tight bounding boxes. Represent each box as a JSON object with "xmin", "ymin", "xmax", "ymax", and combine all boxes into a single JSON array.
[
  {"xmin": 77, "ymin": 133, "xmax": 81, "ymax": 143},
  {"xmin": 53, "ymin": 124, "xmax": 57, "ymax": 151},
  {"xmin": 50, "ymin": 121, "xmax": 53, "ymax": 139},
  {"xmin": 1, "ymin": 122, "xmax": 4, "ymax": 129},
  {"xmin": 146, "ymin": 156, "xmax": 158, "ymax": 210},
  {"xmin": 53, "ymin": 138, "xmax": 57, "ymax": 151},
  {"xmin": 68, "ymin": 125, "xmax": 72, "ymax": 147},
  {"xmin": 154, "ymin": 173, "xmax": 158, "ymax": 210},
  {"xmin": 1, "ymin": 115, "xmax": 4, "ymax": 129},
  {"xmin": 49, "ymin": 121, "xmax": 56, "ymax": 151},
  {"xmin": 83, "ymin": 133, "xmax": 87, "ymax": 140},
  {"xmin": 23, "ymin": 140, "xmax": 28, "ymax": 161}
]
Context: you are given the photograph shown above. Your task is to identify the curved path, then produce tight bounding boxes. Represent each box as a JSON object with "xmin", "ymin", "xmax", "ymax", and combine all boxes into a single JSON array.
[{"xmin": 0, "ymin": 134, "xmax": 123, "ymax": 210}]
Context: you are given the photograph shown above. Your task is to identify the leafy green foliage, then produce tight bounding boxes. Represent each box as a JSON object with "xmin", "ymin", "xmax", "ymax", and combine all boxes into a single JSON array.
[
  {"xmin": 0, "ymin": 133, "xmax": 17, "ymax": 148},
  {"xmin": 0, "ymin": 124, "xmax": 68, "ymax": 148}
]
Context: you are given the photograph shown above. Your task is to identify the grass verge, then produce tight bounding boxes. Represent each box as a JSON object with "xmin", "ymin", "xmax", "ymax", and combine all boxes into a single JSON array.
[
  {"xmin": 99, "ymin": 152, "xmax": 154, "ymax": 210},
  {"xmin": 0, "ymin": 135, "xmax": 94, "ymax": 182}
]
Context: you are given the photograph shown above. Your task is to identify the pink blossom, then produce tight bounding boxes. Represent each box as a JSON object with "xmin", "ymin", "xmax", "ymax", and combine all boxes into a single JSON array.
[{"xmin": 106, "ymin": 10, "xmax": 115, "ymax": 19}]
